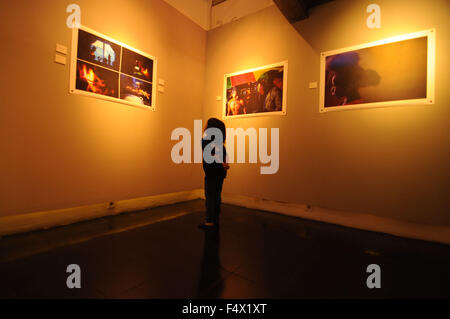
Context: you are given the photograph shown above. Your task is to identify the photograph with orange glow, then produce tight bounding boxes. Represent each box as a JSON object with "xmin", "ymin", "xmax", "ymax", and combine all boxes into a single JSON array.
[
  {"xmin": 121, "ymin": 47, "xmax": 154, "ymax": 83},
  {"xmin": 224, "ymin": 62, "xmax": 287, "ymax": 118},
  {"xmin": 120, "ymin": 74, "xmax": 153, "ymax": 106},
  {"xmin": 322, "ymin": 34, "xmax": 430, "ymax": 111},
  {"xmin": 70, "ymin": 26, "xmax": 156, "ymax": 109},
  {"xmin": 76, "ymin": 61, "xmax": 118, "ymax": 98}
]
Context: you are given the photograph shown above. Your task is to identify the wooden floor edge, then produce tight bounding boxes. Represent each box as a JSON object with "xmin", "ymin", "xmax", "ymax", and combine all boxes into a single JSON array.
[
  {"xmin": 0, "ymin": 189, "xmax": 204, "ymax": 237},
  {"xmin": 221, "ymin": 193, "xmax": 450, "ymax": 245},
  {"xmin": 2, "ymin": 189, "xmax": 449, "ymax": 246}
]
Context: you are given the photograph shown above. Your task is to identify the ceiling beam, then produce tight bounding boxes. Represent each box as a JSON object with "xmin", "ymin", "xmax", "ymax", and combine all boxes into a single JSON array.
[
  {"xmin": 212, "ymin": 0, "xmax": 227, "ymax": 7},
  {"xmin": 273, "ymin": 0, "xmax": 308, "ymax": 23}
]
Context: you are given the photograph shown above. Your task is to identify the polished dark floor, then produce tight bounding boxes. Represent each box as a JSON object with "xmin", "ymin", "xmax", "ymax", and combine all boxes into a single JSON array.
[{"xmin": 0, "ymin": 199, "xmax": 449, "ymax": 299}]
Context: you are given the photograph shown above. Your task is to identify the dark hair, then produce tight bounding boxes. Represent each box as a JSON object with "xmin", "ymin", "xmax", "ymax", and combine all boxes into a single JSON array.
[{"xmin": 206, "ymin": 117, "xmax": 226, "ymax": 141}]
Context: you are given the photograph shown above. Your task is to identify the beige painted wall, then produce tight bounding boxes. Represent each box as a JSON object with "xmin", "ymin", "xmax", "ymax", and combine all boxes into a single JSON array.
[
  {"xmin": 203, "ymin": 0, "xmax": 450, "ymax": 226},
  {"xmin": 163, "ymin": 0, "xmax": 211, "ymax": 30},
  {"xmin": 211, "ymin": 0, "xmax": 274, "ymax": 29},
  {"xmin": 0, "ymin": 0, "xmax": 206, "ymax": 217},
  {"xmin": 1, "ymin": 0, "xmax": 448, "ymax": 228}
]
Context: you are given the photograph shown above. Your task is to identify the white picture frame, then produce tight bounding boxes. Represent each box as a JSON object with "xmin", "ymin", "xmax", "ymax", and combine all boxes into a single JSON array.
[
  {"xmin": 319, "ymin": 29, "xmax": 435, "ymax": 113},
  {"xmin": 69, "ymin": 25, "xmax": 157, "ymax": 110},
  {"xmin": 223, "ymin": 61, "xmax": 288, "ymax": 119}
]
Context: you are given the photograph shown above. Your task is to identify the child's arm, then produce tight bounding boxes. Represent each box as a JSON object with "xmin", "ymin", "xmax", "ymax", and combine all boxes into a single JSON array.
[{"xmin": 222, "ymin": 150, "xmax": 230, "ymax": 170}]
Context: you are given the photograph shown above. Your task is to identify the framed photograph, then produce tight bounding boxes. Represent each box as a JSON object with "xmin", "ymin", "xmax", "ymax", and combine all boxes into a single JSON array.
[
  {"xmin": 319, "ymin": 29, "xmax": 435, "ymax": 112},
  {"xmin": 70, "ymin": 25, "xmax": 157, "ymax": 110},
  {"xmin": 223, "ymin": 61, "xmax": 287, "ymax": 119}
]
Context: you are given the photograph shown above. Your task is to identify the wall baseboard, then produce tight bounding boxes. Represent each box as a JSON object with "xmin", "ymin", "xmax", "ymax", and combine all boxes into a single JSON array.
[
  {"xmin": 2, "ymin": 189, "xmax": 449, "ymax": 246},
  {"xmin": 221, "ymin": 193, "xmax": 450, "ymax": 245},
  {"xmin": 0, "ymin": 189, "xmax": 203, "ymax": 237}
]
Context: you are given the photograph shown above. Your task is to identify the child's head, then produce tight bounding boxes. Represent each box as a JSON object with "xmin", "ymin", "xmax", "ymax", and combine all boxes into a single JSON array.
[{"xmin": 205, "ymin": 117, "xmax": 226, "ymax": 141}]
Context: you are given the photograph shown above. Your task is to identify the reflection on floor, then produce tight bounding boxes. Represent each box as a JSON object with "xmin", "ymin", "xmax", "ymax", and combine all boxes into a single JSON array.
[{"xmin": 0, "ymin": 199, "xmax": 449, "ymax": 298}]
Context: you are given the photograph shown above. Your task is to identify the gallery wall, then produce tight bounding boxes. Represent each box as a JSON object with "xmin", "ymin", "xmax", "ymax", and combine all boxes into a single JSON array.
[
  {"xmin": 210, "ymin": 0, "xmax": 274, "ymax": 29},
  {"xmin": 0, "ymin": 0, "xmax": 206, "ymax": 217},
  {"xmin": 163, "ymin": 0, "xmax": 211, "ymax": 30},
  {"xmin": 203, "ymin": 0, "xmax": 450, "ymax": 226},
  {"xmin": 0, "ymin": 0, "xmax": 448, "ymax": 229}
]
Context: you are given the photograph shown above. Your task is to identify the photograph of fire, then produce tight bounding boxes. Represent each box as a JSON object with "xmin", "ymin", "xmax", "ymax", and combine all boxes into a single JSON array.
[
  {"xmin": 76, "ymin": 60, "xmax": 119, "ymax": 98},
  {"xmin": 121, "ymin": 47, "xmax": 154, "ymax": 83},
  {"xmin": 1, "ymin": 0, "xmax": 449, "ymax": 313}
]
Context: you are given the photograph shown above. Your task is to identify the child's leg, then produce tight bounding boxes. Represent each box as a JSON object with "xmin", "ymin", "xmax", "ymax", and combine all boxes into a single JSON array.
[
  {"xmin": 213, "ymin": 177, "xmax": 223, "ymax": 224},
  {"xmin": 204, "ymin": 177, "xmax": 215, "ymax": 224}
]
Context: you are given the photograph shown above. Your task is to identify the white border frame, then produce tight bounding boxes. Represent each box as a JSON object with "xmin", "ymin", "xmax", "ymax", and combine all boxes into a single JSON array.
[
  {"xmin": 319, "ymin": 29, "xmax": 435, "ymax": 113},
  {"xmin": 69, "ymin": 25, "xmax": 157, "ymax": 110},
  {"xmin": 223, "ymin": 61, "xmax": 288, "ymax": 119}
]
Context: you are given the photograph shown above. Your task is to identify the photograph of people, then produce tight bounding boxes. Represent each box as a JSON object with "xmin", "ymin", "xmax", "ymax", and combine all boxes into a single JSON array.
[
  {"xmin": 225, "ymin": 63, "xmax": 285, "ymax": 117},
  {"xmin": 322, "ymin": 35, "xmax": 428, "ymax": 110},
  {"xmin": 226, "ymin": 88, "xmax": 244, "ymax": 115},
  {"xmin": 325, "ymin": 52, "xmax": 380, "ymax": 107}
]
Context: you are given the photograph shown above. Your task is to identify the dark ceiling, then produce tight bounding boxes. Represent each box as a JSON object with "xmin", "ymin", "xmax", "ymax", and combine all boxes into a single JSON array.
[{"xmin": 273, "ymin": 0, "xmax": 334, "ymax": 22}]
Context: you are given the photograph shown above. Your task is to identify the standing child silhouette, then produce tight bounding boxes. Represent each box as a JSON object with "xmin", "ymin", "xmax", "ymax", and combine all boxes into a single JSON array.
[{"xmin": 198, "ymin": 118, "xmax": 229, "ymax": 230}]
